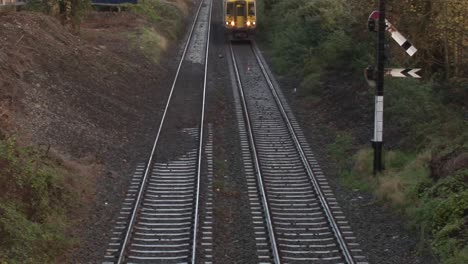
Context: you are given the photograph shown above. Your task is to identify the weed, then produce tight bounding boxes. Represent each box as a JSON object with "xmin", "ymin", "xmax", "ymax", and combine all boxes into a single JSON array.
[
  {"xmin": 128, "ymin": 26, "xmax": 165, "ymax": 64},
  {"xmin": 0, "ymin": 139, "xmax": 77, "ymax": 263},
  {"xmin": 130, "ymin": 0, "xmax": 183, "ymax": 40},
  {"xmin": 299, "ymin": 72, "xmax": 323, "ymax": 98},
  {"xmin": 328, "ymin": 132, "xmax": 354, "ymax": 169},
  {"xmin": 125, "ymin": 0, "xmax": 185, "ymax": 64}
]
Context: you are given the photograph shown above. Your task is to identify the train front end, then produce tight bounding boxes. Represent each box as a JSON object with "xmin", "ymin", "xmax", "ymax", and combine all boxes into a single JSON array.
[{"xmin": 224, "ymin": 0, "xmax": 256, "ymax": 39}]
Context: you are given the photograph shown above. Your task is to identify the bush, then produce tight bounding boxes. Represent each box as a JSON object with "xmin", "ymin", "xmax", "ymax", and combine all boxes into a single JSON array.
[
  {"xmin": 130, "ymin": 0, "xmax": 183, "ymax": 39},
  {"xmin": 411, "ymin": 170, "xmax": 468, "ymax": 263},
  {"xmin": 0, "ymin": 139, "xmax": 75, "ymax": 263},
  {"xmin": 261, "ymin": 0, "xmax": 366, "ymax": 97},
  {"xmin": 328, "ymin": 132, "xmax": 354, "ymax": 169},
  {"xmin": 385, "ymin": 79, "xmax": 467, "ymax": 149}
]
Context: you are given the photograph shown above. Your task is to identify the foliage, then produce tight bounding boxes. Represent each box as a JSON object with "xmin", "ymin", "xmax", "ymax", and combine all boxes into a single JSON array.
[
  {"xmin": 388, "ymin": 0, "xmax": 468, "ymax": 80},
  {"xmin": 124, "ymin": 0, "xmax": 185, "ymax": 63},
  {"xmin": 332, "ymin": 142, "xmax": 467, "ymax": 263},
  {"xmin": 128, "ymin": 26, "xmax": 165, "ymax": 64},
  {"xmin": 130, "ymin": 0, "xmax": 184, "ymax": 40},
  {"xmin": 385, "ymin": 79, "xmax": 467, "ymax": 149},
  {"xmin": 411, "ymin": 170, "xmax": 468, "ymax": 263},
  {"xmin": 261, "ymin": 0, "xmax": 369, "ymax": 98},
  {"xmin": 0, "ymin": 139, "xmax": 76, "ymax": 263},
  {"xmin": 23, "ymin": 0, "xmax": 48, "ymax": 12},
  {"xmin": 24, "ymin": 0, "xmax": 91, "ymax": 32},
  {"xmin": 328, "ymin": 132, "xmax": 354, "ymax": 169}
]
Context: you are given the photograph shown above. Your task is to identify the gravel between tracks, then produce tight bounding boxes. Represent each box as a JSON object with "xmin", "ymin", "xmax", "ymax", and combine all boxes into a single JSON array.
[{"xmin": 204, "ymin": 0, "xmax": 259, "ymax": 262}]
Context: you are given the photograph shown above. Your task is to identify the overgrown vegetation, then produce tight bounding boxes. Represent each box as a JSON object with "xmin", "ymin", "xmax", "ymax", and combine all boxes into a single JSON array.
[
  {"xmin": 0, "ymin": 139, "xmax": 79, "ymax": 263},
  {"xmin": 130, "ymin": 0, "xmax": 184, "ymax": 40},
  {"xmin": 127, "ymin": 0, "xmax": 185, "ymax": 63},
  {"xmin": 259, "ymin": 0, "xmax": 467, "ymax": 262},
  {"xmin": 24, "ymin": 0, "xmax": 91, "ymax": 32},
  {"xmin": 23, "ymin": 0, "xmax": 186, "ymax": 63}
]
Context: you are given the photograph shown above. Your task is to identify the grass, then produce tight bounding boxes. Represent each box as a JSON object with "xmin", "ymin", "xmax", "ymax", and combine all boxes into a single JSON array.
[
  {"xmin": 125, "ymin": 0, "xmax": 186, "ymax": 64},
  {"xmin": 128, "ymin": 26, "xmax": 165, "ymax": 64},
  {"xmin": 328, "ymin": 139, "xmax": 467, "ymax": 263},
  {"xmin": 130, "ymin": 0, "xmax": 184, "ymax": 40},
  {"xmin": 0, "ymin": 139, "xmax": 80, "ymax": 263}
]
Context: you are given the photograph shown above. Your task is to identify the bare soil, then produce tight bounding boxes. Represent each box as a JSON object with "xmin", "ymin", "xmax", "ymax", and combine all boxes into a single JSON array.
[{"xmin": 0, "ymin": 8, "xmax": 192, "ymax": 262}]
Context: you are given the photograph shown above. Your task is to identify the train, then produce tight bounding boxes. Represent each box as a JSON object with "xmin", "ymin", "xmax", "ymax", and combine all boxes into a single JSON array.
[
  {"xmin": 224, "ymin": 0, "xmax": 256, "ymax": 39},
  {"xmin": 91, "ymin": 0, "xmax": 138, "ymax": 4}
]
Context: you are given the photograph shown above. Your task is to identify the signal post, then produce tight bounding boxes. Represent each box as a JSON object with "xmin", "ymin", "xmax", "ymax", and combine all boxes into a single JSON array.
[{"xmin": 366, "ymin": 0, "xmax": 419, "ymax": 174}]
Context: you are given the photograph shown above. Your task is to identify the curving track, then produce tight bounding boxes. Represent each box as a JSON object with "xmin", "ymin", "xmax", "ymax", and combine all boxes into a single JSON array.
[
  {"xmin": 229, "ymin": 41, "xmax": 368, "ymax": 264},
  {"xmin": 102, "ymin": 0, "xmax": 213, "ymax": 262}
]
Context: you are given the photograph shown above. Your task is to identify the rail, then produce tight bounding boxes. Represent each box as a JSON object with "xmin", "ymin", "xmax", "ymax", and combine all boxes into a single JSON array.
[
  {"xmin": 115, "ymin": 0, "xmax": 209, "ymax": 262},
  {"xmin": 229, "ymin": 42, "xmax": 281, "ymax": 264},
  {"xmin": 230, "ymin": 40, "xmax": 356, "ymax": 263},
  {"xmin": 251, "ymin": 41, "xmax": 355, "ymax": 264}
]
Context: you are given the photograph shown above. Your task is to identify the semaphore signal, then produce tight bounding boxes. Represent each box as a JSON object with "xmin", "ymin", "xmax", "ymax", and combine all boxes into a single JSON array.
[
  {"xmin": 368, "ymin": 11, "xmax": 418, "ymax": 56},
  {"xmin": 366, "ymin": 5, "xmax": 422, "ymax": 174}
]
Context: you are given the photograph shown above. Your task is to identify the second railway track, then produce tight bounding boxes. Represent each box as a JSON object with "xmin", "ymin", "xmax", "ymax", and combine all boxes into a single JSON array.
[
  {"xmin": 229, "ymin": 41, "xmax": 368, "ymax": 264},
  {"xmin": 102, "ymin": 0, "xmax": 213, "ymax": 263}
]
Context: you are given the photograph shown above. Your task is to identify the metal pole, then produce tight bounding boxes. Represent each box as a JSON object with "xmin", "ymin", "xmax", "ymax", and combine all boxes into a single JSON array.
[{"xmin": 373, "ymin": 0, "xmax": 385, "ymax": 174}]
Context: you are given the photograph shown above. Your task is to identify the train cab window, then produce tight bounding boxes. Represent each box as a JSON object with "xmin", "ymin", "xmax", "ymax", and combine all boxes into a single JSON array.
[
  {"xmin": 248, "ymin": 3, "xmax": 255, "ymax": 16},
  {"xmin": 236, "ymin": 4, "xmax": 245, "ymax": 16},
  {"xmin": 227, "ymin": 3, "xmax": 234, "ymax": 15}
]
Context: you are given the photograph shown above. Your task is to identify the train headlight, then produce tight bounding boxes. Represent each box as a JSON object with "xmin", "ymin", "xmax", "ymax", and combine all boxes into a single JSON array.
[
  {"xmin": 226, "ymin": 21, "xmax": 229, "ymax": 25},
  {"xmin": 247, "ymin": 21, "xmax": 251, "ymax": 27},
  {"xmin": 253, "ymin": 21, "xmax": 256, "ymax": 25},
  {"xmin": 230, "ymin": 21, "xmax": 235, "ymax": 26}
]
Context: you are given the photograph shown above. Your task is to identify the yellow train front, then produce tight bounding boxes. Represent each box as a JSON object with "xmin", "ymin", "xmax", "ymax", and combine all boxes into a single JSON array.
[{"xmin": 224, "ymin": 0, "xmax": 256, "ymax": 39}]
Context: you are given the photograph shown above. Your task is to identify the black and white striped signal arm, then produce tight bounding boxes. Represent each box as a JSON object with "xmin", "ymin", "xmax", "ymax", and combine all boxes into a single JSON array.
[
  {"xmin": 385, "ymin": 68, "xmax": 421, "ymax": 78},
  {"xmin": 385, "ymin": 20, "xmax": 417, "ymax": 56},
  {"xmin": 368, "ymin": 11, "xmax": 418, "ymax": 56}
]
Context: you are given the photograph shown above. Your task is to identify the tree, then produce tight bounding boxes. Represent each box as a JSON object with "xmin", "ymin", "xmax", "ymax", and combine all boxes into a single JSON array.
[{"xmin": 40, "ymin": 0, "xmax": 90, "ymax": 33}]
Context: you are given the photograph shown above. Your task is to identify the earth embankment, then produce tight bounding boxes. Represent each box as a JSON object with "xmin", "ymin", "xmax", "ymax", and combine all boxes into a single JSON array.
[{"xmin": 0, "ymin": 3, "xmax": 191, "ymax": 262}]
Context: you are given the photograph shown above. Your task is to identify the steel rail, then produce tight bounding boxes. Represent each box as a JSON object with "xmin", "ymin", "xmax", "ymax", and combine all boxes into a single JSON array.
[
  {"xmin": 251, "ymin": 41, "xmax": 355, "ymax": 264},
  {"xmin": 116, "ymin": 0, "xmax": 206, "ymax": 262},
  {"xmin": 192, "ymin": 0, "xmax": 213, "ymax": 262},
  {"xmin": 229, "ymin": 42, "xmax": 281, "ymax": 264}
]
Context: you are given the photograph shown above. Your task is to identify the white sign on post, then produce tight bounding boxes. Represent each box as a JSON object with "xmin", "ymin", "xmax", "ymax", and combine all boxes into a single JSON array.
[{"xmin": 385, "ymin": 68, "xmax": 421, "ymax": 78}]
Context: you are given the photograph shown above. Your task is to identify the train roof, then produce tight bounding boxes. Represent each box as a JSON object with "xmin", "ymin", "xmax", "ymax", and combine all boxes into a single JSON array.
[
  {"xmin": 225, "ymin": 0, "xmax": 255, "ymax": 3},
  {"xmin": 91, "ymin": 0, "xmax": 138, "ymax": 4}
]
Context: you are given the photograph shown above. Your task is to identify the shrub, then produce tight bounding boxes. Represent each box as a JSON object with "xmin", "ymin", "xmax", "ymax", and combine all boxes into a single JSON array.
[
  {"xmin": 328, "ymin": 132, "xmax": 354, "ymax": 169},
  {"xmin": 411, "ymin": 170, "xmax": 468, "ymax": 263},
  {"xmin": 130, "ymin": 0, "xmax": 183, "ymax": 39},
  {"xmin": 0, "ymin": 139, "xmax": 75, "ymax": 263}
]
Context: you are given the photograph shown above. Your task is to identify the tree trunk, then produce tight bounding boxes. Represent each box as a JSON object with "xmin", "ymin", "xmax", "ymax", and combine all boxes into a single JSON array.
[{"xmin": 443, "ymin": 2, "xmax": 450, "ymax": 79}]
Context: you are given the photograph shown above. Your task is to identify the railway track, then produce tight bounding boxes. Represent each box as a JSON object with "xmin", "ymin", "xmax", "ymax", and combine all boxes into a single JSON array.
[
  {"xmin": 102, "ymin": 0, "xmax": 213, "ymax": 262},
  {"xmin": 229, "ymin": 41, "xmax": 368, "ymax": 264}
]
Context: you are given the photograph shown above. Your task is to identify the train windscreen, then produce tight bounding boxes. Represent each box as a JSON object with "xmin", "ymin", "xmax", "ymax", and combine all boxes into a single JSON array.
[
  {"xmin": 236, "ymin": 3, "xmax": 245, "ymax": 16},
  {"xmin": 227, "ymin": 3, "xmax": 234, "ymax": 15},
  {"xmin": 248, "ymin": 3, "xmax": 255, "ymax": 16}
]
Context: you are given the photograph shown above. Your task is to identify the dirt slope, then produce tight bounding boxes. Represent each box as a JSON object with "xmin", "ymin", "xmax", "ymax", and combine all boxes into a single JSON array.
[
  {"xmin": 0, "ymin": 10, "xmax": 189, "ymax": 262},
  {"xmin": 0, "ymin": 12, "xmax": 168, "ymax": 163}
]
